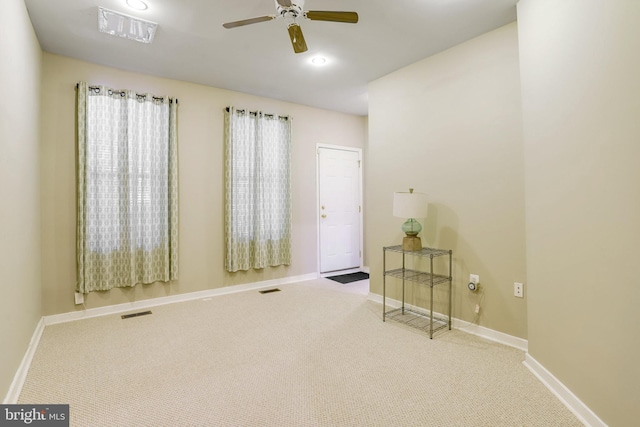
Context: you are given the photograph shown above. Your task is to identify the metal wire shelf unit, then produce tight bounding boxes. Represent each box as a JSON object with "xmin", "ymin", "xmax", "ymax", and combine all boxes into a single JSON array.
[
  {"xmin": 383, "ymin": 245, "xmax": 450, "ymax": 258},
  {"xmin": 383, "ymin": 268, "xmax": 450, "ymax": 286},
  {"xmin": 382, "ymin": 245, "xmax": 453, "ymax": 339},
  {"xmin": 384, "ymin": 307, "xmax": 449, "ymax": 335}
]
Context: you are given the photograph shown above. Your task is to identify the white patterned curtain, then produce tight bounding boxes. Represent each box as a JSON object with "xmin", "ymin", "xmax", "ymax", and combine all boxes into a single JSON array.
[
  {"xmin": 224, "ymin": 107, "xmax": 291, "ymax": 272},
  {"xmin": 76, "ymin": 82, "xmax": 178, "ymax": 293}
]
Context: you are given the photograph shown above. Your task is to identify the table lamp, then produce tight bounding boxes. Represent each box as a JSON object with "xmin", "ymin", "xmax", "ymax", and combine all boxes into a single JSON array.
[{"xmin": 393, "ymin": 188, "xmax": 428, "ymax": 251}]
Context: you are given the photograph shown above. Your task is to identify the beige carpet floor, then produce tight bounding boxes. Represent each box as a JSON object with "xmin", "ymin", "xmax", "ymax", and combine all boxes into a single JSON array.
[{"xmin": 18, "ymin": 278, "xmax": 582, "ymax": 426}]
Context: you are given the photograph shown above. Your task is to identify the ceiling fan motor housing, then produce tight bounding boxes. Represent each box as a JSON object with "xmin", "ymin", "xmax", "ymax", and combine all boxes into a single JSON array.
[
  {"xmin": 223, "ymin": 0, "xmax": 357, "ymax": 54},
  {"xmin": 276, "ymin": 0, "xmax": 303, "ymax": 20}
]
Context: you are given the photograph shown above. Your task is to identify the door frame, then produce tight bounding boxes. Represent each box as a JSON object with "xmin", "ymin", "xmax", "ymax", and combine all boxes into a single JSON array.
[{"xmin": 316, "ymin": 143, "xmax": 364, "ymax": 276}]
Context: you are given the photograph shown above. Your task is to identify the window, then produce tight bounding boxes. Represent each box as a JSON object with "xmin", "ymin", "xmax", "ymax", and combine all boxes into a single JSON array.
[
  {"xmin": 224, "ymin": 107, "xmax": 291, "ymax": 272},
  {"xmin": 76, "ymin": 82, "xmax": 178, "ymax": 293}
]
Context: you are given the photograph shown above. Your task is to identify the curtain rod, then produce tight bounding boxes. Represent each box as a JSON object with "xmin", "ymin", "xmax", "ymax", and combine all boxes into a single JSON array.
[
  {"xmin": 225, "ymin": 106, "xmax": 289, "ymax": 121},
  {"xmin": 75, "ymin": 83, "xmax": 178, "ymax": 104}
]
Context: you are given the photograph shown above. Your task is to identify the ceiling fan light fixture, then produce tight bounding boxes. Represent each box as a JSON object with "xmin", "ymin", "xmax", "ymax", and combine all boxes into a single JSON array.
[
  {"xmin": 310, "ymin": 56, "xmax": 327, "ymax": 65},
  {"xmin": 126, "ymin": 0, "xmax": 148, "ymax": 11},
  {"xmin": 98, "ymin": 7, "xmax": 158, "ymax": 44}
]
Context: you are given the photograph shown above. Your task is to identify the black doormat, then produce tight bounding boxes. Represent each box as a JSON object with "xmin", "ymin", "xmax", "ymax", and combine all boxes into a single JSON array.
[{"xmin": 326, "ymin": 272, "xmax": 370, "ymax": 284}]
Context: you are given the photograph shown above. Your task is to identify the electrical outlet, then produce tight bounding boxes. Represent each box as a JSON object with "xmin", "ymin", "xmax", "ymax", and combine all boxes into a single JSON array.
[
  {"xmin": 74, "ymin": 292, "xmax": 84, "ymax": 305},
  {"xmin": 474, "ymin": 304, "xmax": 480, "ymax": 314},
  {"xmin": 514, "ymin": 282, "xmax": 524, "ymax": 298},
  {"xmin": 469, "ymin": 274, "xmax": 479, "ymax": 285}
]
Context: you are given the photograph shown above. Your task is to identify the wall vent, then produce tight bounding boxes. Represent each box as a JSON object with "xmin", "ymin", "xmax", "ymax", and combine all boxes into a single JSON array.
[
  {"xmin": 259, "ymin": 288, "xmax": 281, "ymax": 294},
  {"xmin": 121, "ymin": 310, "xmax": 152, "ymax": 319}
]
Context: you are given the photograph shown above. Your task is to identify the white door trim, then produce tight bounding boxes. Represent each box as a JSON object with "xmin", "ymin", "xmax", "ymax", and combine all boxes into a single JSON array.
[{"xmin": 316, "ymin": 143, "xmax": 364, "ymax": 274}]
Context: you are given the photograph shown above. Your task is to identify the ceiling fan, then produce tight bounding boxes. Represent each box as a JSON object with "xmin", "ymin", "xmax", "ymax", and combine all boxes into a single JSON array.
[{"xmin": 222, "ymin": 0, "xmax": 359, "ymax": 54}]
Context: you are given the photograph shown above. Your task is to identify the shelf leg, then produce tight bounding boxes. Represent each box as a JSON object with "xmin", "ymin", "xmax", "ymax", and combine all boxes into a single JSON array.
[
  {"xmin": 401, "ymin": 252, "xmax": 405, "ymax": 315},
  {"xmin": 448, "ymin": 250, "xmax": 452, "ymax": 330},
  {"xmin": 430, "ymin": 254, "xmax": 434, "ymax": 339},
  {"xmin": 383, "ymin": 248, "xmax": 386, "ymax": 322}
]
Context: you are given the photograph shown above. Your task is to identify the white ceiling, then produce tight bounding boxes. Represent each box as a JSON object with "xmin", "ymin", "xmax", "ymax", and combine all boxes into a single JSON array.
[{"xmin": 24, "ymin": 0, "xmax": 518, "ymax": 116}]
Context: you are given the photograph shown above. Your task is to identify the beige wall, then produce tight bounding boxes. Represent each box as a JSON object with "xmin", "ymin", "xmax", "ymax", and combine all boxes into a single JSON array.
[
  {"xmin": 0, "ymin": 0, "xmax": 42, "ymax": 399},
  {"xmin": 367, "ymin": 23, "xmax": 527, "ymax": 338},
  {"xmin": 9, "ymin": 2, "xmax": 634, "ymax": 422},
  {"xmin": 518, "ymin": 0, "xmax": 640, "ymax": 424},
  {"xmin": 40, "ymin": 53, "xmax": 366, "ymax": 316}
]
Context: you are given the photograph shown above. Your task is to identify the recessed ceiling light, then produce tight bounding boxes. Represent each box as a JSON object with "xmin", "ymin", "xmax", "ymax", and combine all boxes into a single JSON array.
[
  {"xmin": 98, "ymin": 7, "xmax": 158, "ymax": 44},
  {"xmin": 310, "ymin": 56, "xmax": 327, "ymax": 66},
  {"xmin": 126, "ymin": 0, "xmax": 148, "ymax": 11}
]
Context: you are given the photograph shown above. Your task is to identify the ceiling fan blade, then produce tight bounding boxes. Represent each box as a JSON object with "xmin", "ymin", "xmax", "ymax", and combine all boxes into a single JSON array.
[
  {"xmin": 276, "ymin": 0, "xmax": 292, "ymax": 7},
  {"xmin": 287, "ymin": 24, "xmax": 308, "ymax": 53},
  {"xmin": 304, "ymin": 11, "xmax": 359, "ymax": 24},
  {"xmin": 222, "ymin": 15, "xmax": 275, "ymax": 29}
]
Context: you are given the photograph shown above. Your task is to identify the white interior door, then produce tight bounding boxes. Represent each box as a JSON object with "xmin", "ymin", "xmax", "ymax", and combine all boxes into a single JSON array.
[{"xmin": 318, "ymin": 147, "xmax": 361, "ymax": 273}]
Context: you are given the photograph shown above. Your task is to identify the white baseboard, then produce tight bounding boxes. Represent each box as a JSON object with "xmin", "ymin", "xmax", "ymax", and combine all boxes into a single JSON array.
[
  {"xmin": 368, "ymin": 292, "xmax": 527, "ymax": 351},
  {"xmin": 523, "ymin": 354, "xmax": 607, "ymax": 427},
  {"xmin": 451, "ymin": 318, "xmax": 528, "ymax": 352},
  {"xmin": 369, "ymin": 292, "xmax": 605, "ymax": 426},
  {"xmin": 8, "ymin": 276, "xmax": 602, "ymax": 427},
  {"xmin": 43, "ymin": 273, "xmax": 317, "ymax": 326},
  {"xmin": 4, "ymin": 273, "xmax": 317, "ymax": 403},
  {"xmin": 3, "ymin": 318, "xmax": 45, "ymax": 404}
]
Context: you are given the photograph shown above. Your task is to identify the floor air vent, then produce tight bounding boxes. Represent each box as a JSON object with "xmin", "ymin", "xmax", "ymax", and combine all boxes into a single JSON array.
[
  {"xmin": 121, "ymin": 310, "xmax": 152, "ymax": 319},
  {"xmin": 259, "ymin": 288, "xmax": 281, "ymax": 294}
]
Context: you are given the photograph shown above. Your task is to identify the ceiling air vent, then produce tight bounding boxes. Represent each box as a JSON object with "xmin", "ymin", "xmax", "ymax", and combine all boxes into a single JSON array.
[{"xmin": 98, "ymin": 7, "xmax": 158, "ymax": 44}]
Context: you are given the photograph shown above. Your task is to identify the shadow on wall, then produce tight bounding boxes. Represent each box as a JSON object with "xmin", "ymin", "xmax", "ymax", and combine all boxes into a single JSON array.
[
  {"xmin": 420, "ymin": 203, "xmax": 494, "ymax": 317},
  {"xmin": 423, "ymin": 203, "xmax": 458, "ymax": 252},
  {"xmin": 424, "ymin": 202, "xmax": 490, "ymax": 278}
]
